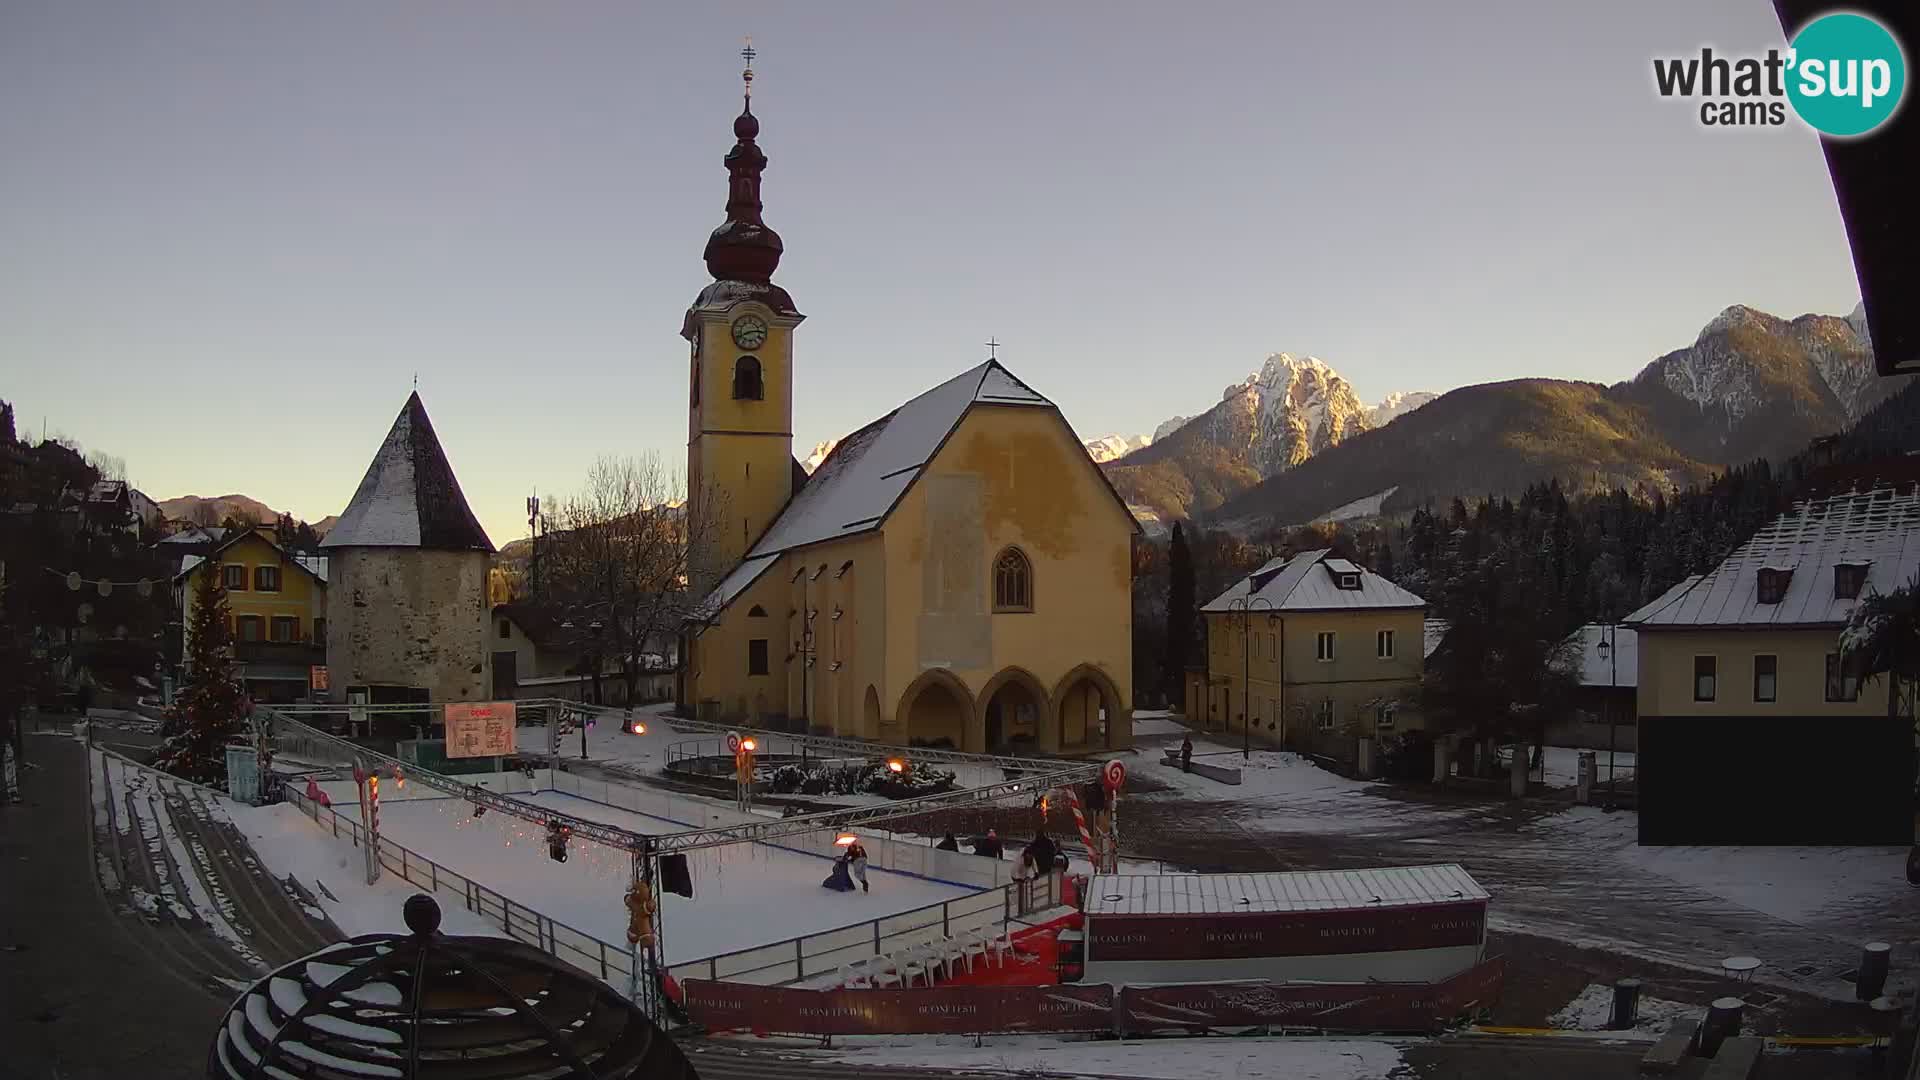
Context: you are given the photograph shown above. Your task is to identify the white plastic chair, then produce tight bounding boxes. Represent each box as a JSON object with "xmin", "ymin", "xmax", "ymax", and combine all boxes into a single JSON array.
[
  {"xmin": 984, "ymin": 926, "xmax": 1015, "ymax": 966},
  {"xmin": 870, "ymin": 955, "xmax": 903, "ymax": 989},
  {"xmin": 923, "ymin": 938, "xmax": 957, "ymax": 982},
  {"xmin": 842, "ymin": 958, "xmax": 873, "ymax": 989},
  {"xmin": 958, "ymin": 929, "xmax": 988, "ymax": 973},
  {"xmin": 898, "ymin": 946, "xmax": 930, "ymax": 988}
]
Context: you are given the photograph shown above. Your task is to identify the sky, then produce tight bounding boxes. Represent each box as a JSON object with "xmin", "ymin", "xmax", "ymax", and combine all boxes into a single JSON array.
[{"xmin": 0, "ymin": 1, "xmax": 1866, "ymax": 547}]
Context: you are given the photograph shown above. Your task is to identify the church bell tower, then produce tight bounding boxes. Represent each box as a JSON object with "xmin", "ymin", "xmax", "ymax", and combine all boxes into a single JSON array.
[{"xmin": 685, "ymin": 43, "xmax": 803, "ymax": 593}]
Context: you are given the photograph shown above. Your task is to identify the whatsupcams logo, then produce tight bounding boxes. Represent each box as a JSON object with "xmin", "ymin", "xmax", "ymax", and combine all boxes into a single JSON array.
[{"xmin": 1653, "ymin": 11, "xmax": 1907, "ymax": 136}]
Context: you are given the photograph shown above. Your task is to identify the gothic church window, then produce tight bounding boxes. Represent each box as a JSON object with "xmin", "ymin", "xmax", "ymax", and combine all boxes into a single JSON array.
[{"xmin": 993, "ymin": 547, "xmax": 1032, "ymax": 612}]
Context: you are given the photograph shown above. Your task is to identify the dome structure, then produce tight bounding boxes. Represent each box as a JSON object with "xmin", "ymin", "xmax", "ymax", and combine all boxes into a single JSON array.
[{"xmin": 209, "ymin": 895, "xmax": 694, "ymax": 1080}]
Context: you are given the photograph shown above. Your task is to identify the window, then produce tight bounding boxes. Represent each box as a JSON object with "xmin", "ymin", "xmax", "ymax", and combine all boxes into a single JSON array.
[
  {"xmin": 1376, "ymin": 629, "xmax": 1395, "ymax": 659},
  {"xmin": 1693, "ymin": 655, "xmax": 1717, "ymax": 702},
  {"xmin": 1834, "ymin": 563, "xmax": 1869, "ymax": 600},
  {"xmin": 1316, "ymin": 631, "xmax": 1336, "ymax": 662},
  {"xmin": 732, "ymin": 356, "xmax": 763, "ymax": 400},
  {"xmin": 993, "ymin": 547, "xmax": 1033, "ymax": 612},
  {"xmin": 1337, "ymin": 572, "xmax": 1360, "ymax": 590},
  {"xmin": 270, "ymin": 616, "xmax": 297, "ymax": 643},
  {"xmin": 1753, "ymin": 655, "xmax": 1777, "ymax": 702},
  {"xmin": 314, "ymin": 617, "xmax": 326, "ymax": 643},
  {"xmin": 1756, "ymin": 567, "xmax": 1792, "ymax": 604},
  {"xmin": 748, "ymin": 638, "xmax": 769, "ymax": 676},
  {"xmin": 1826, "ymin": 653, "xmax": 1862, "ymax": 702},
  {"xmin": 1316, "ymin": 699, "xmax": 1336, "ymax": 730},
  {"xmin": 237, "ymin": 615, "xmax": 263, "ymax": 642},
  {"xmin": 498, "ymin": 619, "xmax": 511, "ymax": 639},
  {"xmin": 747, "ymin": 604, "xmax": 768, "ymax": 618},
  {"xmin": 1375, "ymin": 702, "xmax": 1395, "ymax": 731},
  {"xmin": 254, "ymin": 565, "xmax": 281, "ymax": 592},
  {"xmin": 223, "ymin": 564, "xmax": 247, "ymax": 591}
]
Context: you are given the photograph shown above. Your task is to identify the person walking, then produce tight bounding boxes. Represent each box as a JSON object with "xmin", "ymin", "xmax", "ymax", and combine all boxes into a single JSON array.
[
  {"xmin": 1180, "ymin": 735, "xmax": 1194, "ymax": 773},
  {"xmin": 846, "ymin": 839, "xmax": 870, "ymax": 893},
  {"xmin": 974, "ymin": 828, "xmax": 1003, "ymax": 860}
]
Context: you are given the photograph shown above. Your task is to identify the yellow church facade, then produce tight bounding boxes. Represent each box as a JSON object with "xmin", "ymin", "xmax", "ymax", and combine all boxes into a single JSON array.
[{"xmin": 677, "ymin": 69, "xmax": 1135, "ymax": 755}]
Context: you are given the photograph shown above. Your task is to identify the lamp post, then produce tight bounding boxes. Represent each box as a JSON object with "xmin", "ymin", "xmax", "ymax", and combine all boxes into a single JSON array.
[
  {"xmin": 1227, "ymin": 596, "xmax": 1275, "ymax": 760},
  {"xmin": 1596, "ymin": 623, "xmax": 1619, "ymax": 808},
  {"xmin": 583, "ymin": 619, "xmax": 604, "ymax": 760}
]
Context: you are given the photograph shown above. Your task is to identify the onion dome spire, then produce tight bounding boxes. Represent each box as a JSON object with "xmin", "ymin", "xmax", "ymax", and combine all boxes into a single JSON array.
[{"xmin": 703, "ymin": 38, "xmax": 784, "ymax": 284}]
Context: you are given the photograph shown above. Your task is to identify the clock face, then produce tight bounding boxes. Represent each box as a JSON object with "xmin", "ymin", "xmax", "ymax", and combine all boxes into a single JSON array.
[{"xmin": 731, "ymin": 314, "xmax": 769, "ymax": 351}]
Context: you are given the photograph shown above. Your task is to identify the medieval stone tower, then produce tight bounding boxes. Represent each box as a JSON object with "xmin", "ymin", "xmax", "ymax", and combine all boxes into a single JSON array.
[{"xmin": 321, "ymin": 391, "xmax": 495, "ymax": 706}]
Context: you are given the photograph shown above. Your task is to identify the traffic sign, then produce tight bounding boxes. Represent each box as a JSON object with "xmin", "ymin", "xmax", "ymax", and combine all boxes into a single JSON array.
[{"xmin": 1102, "ymin": 759, "xmax": 1127, "ymax": 791}]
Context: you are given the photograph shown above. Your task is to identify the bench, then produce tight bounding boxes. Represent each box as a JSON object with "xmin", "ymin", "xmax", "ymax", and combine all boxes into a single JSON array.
[
  {"xmin": 1160, "ymin": 750, "xmax": 1244, "ymax": 786},
  {"xmin": 1640, "ymin": 1018, "xmax": 1697, "ymax": 1074},
  {"xmin": 1701, "ymin": 1037, "xmax": 1761, "ymax": 1080}
]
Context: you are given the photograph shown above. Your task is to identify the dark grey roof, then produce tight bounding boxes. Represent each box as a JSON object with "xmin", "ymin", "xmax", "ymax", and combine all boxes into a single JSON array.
[{"xmin": 321, "ymin": 392, "xmax": 494, "ymax": 552}]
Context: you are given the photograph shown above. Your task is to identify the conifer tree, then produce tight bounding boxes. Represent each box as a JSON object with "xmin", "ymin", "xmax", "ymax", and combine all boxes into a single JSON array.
[
  {"xmin": 1164, "ymin": 523, "xmax": 1196, "ymax": 704},
  {"xmin": 155, "ymin": 564, "xmax": 245, "ymax": 786}
]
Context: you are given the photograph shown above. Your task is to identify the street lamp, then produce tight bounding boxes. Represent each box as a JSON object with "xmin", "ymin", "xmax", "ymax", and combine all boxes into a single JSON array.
[
  {"xmin": 1227, "ymin": 595, "xmax": 1275, "ymax": 760},
  {"xmin": 581, "ymin": 618, "xmax": 604, "ymax": 760},
  {"xmin": 1596, "ymin": 623, "xmax": 1619, "ymax": 808}
]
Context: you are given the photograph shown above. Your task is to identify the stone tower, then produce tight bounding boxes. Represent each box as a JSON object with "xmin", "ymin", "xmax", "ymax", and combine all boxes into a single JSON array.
[
  {"xmin": 683, "ymin": 53, "xmax": 805, "ymax": 596},
  {"xmin": 321, "ymin": 392, "xmax": 495, "ymax": 706}
]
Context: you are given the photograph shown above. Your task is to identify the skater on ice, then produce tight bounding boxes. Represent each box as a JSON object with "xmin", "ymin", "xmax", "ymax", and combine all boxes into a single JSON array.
[
  {"xmin": 822, "ymin": 853, "xmax": 857, "ymax": 892},
  {"xmin": 847, "ymin": 839, "xmax": 870, "ymax": 893},
  {"xmin": 974, "ymin": 828, "xmax": 1003, "ymax": 859},
  {"xmin": 935, "ymin": 831, "xmax": 959, "ymax": 852}
]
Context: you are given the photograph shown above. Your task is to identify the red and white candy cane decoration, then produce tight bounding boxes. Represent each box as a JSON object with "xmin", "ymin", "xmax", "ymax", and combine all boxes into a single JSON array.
[{"xmin": 1064, "ymin": 787, "xmax": 1098, "ymax": 864}]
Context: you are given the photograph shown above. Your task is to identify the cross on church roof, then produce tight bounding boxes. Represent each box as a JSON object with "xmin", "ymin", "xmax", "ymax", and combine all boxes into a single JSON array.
[
  {"xmin": 741, "ymin": 37, "xmax": 755, "ymax": 98},
  {"xmin": 985, "ymin": 337, "xmax": 1001, "ymax": 360}
]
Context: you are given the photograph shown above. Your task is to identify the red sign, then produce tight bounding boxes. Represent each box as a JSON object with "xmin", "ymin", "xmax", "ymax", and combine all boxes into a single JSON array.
[
  {"xmin": 309, "ymin": 665, "xmax": 329, "ymax": 692},
  {"xmin": 684, "ymin": 981, "xmax": 1113, "ymax": 1036},
  {"xmin": 1117, "ymin": 956, "xmax": 1505, "ymax": 1034},
  {"xmin": 444, "ymin": 702, "xmax": 518, "ymax": 758},
  {"xmin": 1087, "ymin": 900, "xmax": 1486, "ymax": 962}
]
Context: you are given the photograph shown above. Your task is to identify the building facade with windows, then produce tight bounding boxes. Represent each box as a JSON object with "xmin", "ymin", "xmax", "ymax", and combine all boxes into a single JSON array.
[
  {"xmin": 677, "ymin": 85, "xmax": 1137, "ymax": 754},
  {"xmin": 174, "ymin": 527, "xmax": 328, "ymax": 702},
  {"xmin": 1188, "ymin": 550, "xmax": 1428, "ymax": 768},
  {"xmin": 1626, "ymin": 487, "xmax": 1920, "ymax": 845}
]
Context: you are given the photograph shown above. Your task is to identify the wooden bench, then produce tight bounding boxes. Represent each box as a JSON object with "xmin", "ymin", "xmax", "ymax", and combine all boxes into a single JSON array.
[
  {"xmin": 1701, "ymin": 1037, "xmax": 1762, "ymax": 1080},
  {"xmin": 1640, "ymin": 1018, "xmax": 1697, "ymax": 1074}
]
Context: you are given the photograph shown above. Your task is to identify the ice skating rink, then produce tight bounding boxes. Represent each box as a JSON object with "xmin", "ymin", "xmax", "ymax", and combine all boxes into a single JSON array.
[{"xmin": 371, "ymin": 792, "xmax": 982, "ymax": 964}]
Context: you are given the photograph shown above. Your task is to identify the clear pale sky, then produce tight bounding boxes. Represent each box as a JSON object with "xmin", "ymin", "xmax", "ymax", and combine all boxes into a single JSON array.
[{"xmin": 0, "ymin": 1, "xmax": 1864, "ymax": 547}]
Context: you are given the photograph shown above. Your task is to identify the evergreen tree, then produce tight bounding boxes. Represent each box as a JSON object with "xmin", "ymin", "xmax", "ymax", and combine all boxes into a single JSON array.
[
  {"xmin": 1164, "ymin": 522, "xmax": 1196, "ymax": 702},
  {"xmin": 155, "ymin": 565, "xmax": 245, "ymax": 786}
]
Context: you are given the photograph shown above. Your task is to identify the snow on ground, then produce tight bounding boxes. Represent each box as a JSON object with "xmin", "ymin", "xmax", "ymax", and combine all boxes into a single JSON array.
[
  {"xmin": 1495, "ymin": 745, "xmax": 1637, "ymax": 788},
  {"xmin": 1129, "ymin": 710, "xmax": 1186, "ymax": 739},
  {"xmin": 799, "ymin": 1034, "xmax": 1404, "ymax": 1080},
  {"xmin": 371, "ymin": 792, "xmax": 981, "ymax": 964},
  {"xmin": 1618, "ymin": 842, "xmax": 1911, "ymax": 926},
  {"xmin": 1547, "ymin": 982, "xmax": 1699, "ymax": 1037},
  {"xmin": 220, "ymin": 801, "xmax": 503, "ymax": 939},
  {"xmin": 1143, "ymin": 736, "xmax": 1475, "ymax": 838}
]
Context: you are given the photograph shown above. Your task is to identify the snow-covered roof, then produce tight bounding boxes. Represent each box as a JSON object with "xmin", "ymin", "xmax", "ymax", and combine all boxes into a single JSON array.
[
  {"xmin": 322, "ymin": 392, "xmax": 494, "ymax": 553},
  {"xmin": 1201, "ymin": 549, "xmax": 1426, "ymax": 613},
  {"xmin": 177, "ymin": 545, "xmax": 328, "ymax": 584},
  {"xmin": 693, "ymin": 360, "xmax": 1076, "ymax": 618},
  {"xmin": 1625, "ymin": 487, "xmax": 1920, "ymax": 629},
  {"xmin": 1423, "ymin": 618, "xmax": 1450, "ymax": 659},
  {"xmin": 1084, "ymin": 864, "xmax": 1487, "ymax": 917},
  {"xmin": 1558, "ymin": 624, "xmax": 1638, "ymax": 688},
  {"xmin": 159, "ymin": 525, "xmax": 227, "ymax": 545}
]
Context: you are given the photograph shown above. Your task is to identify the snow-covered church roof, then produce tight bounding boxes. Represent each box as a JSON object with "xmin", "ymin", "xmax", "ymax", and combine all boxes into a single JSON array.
[
  {"xmin": 696, "ymin": 360, "xmax": 1088, "ymax": 618},
  {"xmin": 322, "ymin": 392, "xmax": 494, "ymax": 553}
]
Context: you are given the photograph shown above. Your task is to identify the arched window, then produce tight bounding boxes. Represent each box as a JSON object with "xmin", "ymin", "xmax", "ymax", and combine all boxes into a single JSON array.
[
  {"xmin": 993, "ymin": 547, "xmax": 1032, "ymax": 612},
  {"xmin": 732, "ymin": 356, "xmax": 763, "ymax": 400},
  {"xmin": 747, "ymin": 604, "xmax": 767, "ymax": 618}
]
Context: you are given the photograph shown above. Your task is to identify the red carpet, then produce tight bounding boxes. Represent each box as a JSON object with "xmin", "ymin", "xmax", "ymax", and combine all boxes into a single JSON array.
[{"xmin": 933, "ymin": 911, "xmax": 1082, "ymax": 988}]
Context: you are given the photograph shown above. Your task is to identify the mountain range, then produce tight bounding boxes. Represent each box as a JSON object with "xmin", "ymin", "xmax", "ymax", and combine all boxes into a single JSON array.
[
  {"xmin": 1114, "ymin": 303, "xmax": 1904, "ymax": 534},
  {"xmin": 156, "ymin": 493, "xmax": 337, "ymax": 537}
]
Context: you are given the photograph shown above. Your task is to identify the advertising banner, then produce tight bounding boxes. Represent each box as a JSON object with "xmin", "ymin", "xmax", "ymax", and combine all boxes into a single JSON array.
[
  {"xmin": 444, "ymin": 701, "xmax": 518, "ymax": 759},
  {"xmin": 684, "ymin": 981, "xmax": 1114, "ymax": 1036},
  {"xmin": 1116, "ymin": 955, "xmax": 1506, "ymax": 1034},
  {"xmin": 1087, "ymin": 900, "xmax": 1486, "ymax": 962}
]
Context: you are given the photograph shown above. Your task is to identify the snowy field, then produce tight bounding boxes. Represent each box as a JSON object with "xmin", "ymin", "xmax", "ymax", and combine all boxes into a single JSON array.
[
  {"xmin": 370, "ymin": 791, "xmax": 983, "ymax": 964},
  {"xmin": 795, "ymin": 1033, "xmax": 1405, "ymax": 1080},
  {"xmin": 1547, "ymin": 982, "xmax": 1698, "ymax": 1037}
]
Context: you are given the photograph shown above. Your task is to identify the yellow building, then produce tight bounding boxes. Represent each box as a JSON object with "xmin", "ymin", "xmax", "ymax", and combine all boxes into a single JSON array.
[
  {"xmin": 1189, "ymin": 551, "xmax": 1428, "ymax": 768},
  {"xmin": 174, "ymin": 527, "xmax": 328, "ymax": 703},
  {"xmin": 1625, "ymin": 487, "xmax": 1918, "ymax": 845},
  {"xmin": 678, "ymin": 79, "xmax": 1138, "ymax": 754}
]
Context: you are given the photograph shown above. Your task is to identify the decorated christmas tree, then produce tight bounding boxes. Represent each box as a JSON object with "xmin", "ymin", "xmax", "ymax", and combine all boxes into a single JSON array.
[{"xmin": 155, "ymin": 563, "xmax": 245, "ymax": 786}]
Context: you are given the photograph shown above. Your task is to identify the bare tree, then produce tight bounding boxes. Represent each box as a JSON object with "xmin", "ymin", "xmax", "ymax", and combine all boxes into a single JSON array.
[{"xmin": 541, "ymin": 455, "xmax": 723, "ymax": 705}]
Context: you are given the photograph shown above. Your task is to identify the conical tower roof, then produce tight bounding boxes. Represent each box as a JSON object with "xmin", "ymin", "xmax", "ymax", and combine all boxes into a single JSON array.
[{"xmin": 321, "ymin": 392, "xmax": 494, "ymax": 552}]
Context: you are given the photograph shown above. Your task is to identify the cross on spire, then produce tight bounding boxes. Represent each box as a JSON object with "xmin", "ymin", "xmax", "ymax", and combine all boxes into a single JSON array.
[
  {"xmin": 741, "ymin": 36, "xmax": 756, "ymax": 99},
  {"xmin": 985, "ymin": 338, "xmax": 1001, "ymax": 360}
]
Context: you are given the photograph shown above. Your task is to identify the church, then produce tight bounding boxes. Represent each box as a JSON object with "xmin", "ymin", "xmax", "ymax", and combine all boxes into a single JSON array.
[{"xmin": 678, "ymin": 58, "xmax": 1137, "ymax": 755}]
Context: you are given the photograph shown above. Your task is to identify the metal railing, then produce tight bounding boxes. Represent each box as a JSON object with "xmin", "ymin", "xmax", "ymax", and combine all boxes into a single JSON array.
[{"xmin": 277, "ymin": 782, "xmax": 642, "ymax": 989}]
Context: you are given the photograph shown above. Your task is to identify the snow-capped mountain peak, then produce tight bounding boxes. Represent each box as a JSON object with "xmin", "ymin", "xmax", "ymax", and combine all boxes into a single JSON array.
[
  {"xmin": 1369, "ymin": 391, "xmax": 1437, "ymax": 428},
  {"xmin": 1084, "ymin": 433, "xmax": 1153, "ymax": 463},
  {"xmin": 800, "ymin": 439, "xmax": 837, "ymax": 473}
]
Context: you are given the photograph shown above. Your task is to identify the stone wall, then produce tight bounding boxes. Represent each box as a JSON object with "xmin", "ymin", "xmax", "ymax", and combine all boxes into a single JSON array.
[{"xmin": 325, "ymin": 547, "xmax": 490, "ymax": 703}]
